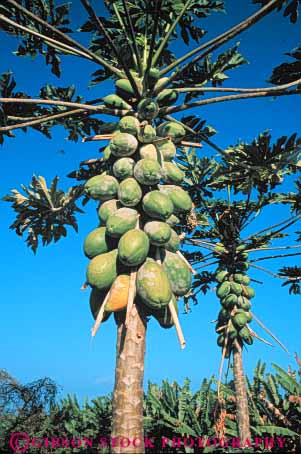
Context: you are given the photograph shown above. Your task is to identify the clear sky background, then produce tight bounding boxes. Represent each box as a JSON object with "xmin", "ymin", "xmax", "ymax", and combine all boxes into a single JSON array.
[{"xmin": 0, "ymin": 1, "xmax": 300, "ymax": 402}]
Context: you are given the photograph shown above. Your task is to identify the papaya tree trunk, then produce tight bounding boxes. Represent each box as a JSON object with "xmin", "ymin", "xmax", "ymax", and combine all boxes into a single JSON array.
[
  {"xmin": 111, "ymin": 305, "xmax": 147, "ymax": 454},
  {"xmin": 233, "ymin": 345, "xmax": 251, "ymax": 444}
]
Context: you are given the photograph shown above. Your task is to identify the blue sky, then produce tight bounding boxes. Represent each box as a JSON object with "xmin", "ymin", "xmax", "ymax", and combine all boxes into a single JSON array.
[{"xmin": 0, "ymin": 1, "xmax": 300, "ymax": 402}]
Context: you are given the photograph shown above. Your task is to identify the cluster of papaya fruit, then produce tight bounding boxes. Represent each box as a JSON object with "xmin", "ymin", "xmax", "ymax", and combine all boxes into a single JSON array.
[
  {"xmin": 82, "ymin": 73, "xmax": 194, "ymax": 330},
  {"xmin": 214, "ymin": 244, "xmax": 254, "ymax": 356}
]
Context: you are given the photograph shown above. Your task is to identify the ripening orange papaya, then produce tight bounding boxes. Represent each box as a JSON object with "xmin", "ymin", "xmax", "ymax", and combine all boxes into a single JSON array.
[{"xmin": 105, "ymin": 274, "xmax": 130, "ymax": 312}]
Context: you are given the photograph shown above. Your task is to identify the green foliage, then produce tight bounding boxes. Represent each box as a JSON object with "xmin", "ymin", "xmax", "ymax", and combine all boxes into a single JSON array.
[
  {"xmin": 0, "ymin": 72, "xmax": 106, "ymax": 144},
  {"xmin": 2, "ymin": 176, "xmax": 84, "ymax": 252},
  {"xmin": 178, "ymin": 44, "xmax": 248, "ymax": 102},
  {"xmin": 253, "ymin": 0, "xmax": 300, "ymax": 23},
  {"xmin": 1, "ymin": 361, "xmax": 300, "ymax": 453},
  {"xmin": 78, "ymin": 0, "xmax": 225, "ymax": 80},
  {"xmin": 0, "ymin": 0, "xmax": 72, "ymax": 76},
  {"xmin": 269, "ymin": 46, "xmax": 301, "ymax": 85},
  {"xmin": 221, "ymin": 132, "xmax": 301, "ymax": 194},
  {"xmin": 278, "ymin": 266, "xmax": 301, "ymax": 294}
]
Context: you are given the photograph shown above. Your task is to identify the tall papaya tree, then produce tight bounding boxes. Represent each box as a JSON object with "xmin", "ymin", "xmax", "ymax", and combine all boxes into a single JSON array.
[
  {"xmin": 1, "ymin": 1, "xmax": 301, "ymax": 451},
  {"xmin": 178, "ymin": 133, "xmax": 301, "ymax": 444}
]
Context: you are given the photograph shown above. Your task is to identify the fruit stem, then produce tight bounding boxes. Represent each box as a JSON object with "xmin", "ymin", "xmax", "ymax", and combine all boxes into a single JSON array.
[
  {"xmin": 91, "ymin": 290, "xmax": 111, "ymax": 337},
  {"xmin": 180, "ymin": 140, "xmax": 203, "ymax": 149},
  {"xmin": 168, "ymin": 299, "xmax": 186, "ymax": 349},
  {"xmin": 82, "ymin": 134, "xmax": 113, "ymax": 142}
]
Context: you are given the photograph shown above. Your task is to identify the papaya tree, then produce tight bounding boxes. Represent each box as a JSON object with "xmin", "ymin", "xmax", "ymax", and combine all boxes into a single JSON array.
[
  {"xmin": 178, "ymin": 132, "xmax": 301, "ymax": 444},
  {"xmin": 1, "ymin": 1, "xmax": 301, "ymax": 451}
]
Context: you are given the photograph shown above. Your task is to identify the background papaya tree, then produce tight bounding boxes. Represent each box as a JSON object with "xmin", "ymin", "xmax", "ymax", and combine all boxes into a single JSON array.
[
  {"xmin": 1, "ymin": 1, "xmax": 301, "ymax": 452},
  {"xmin": 176, "ymin": 131, "xmax": 301, "ymax": 444}
]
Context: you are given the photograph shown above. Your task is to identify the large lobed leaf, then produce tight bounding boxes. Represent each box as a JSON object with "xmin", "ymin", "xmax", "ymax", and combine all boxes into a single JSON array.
[{"xmin": 2, "ymin": 176, "xmax": 84, "ymax": 253}]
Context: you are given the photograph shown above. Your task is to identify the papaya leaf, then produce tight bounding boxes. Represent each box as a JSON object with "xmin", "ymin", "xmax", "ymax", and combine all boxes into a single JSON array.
[
  {"xmin": 2, "ymin": 176, "xmax": 84, "ymax": 253},
  {"xmin": 221, "ymin": 132, "xmax": 301, "ymax": 194},
  {"xmin": 175, "ymin": 43, "xmax": 248, "ymax": 101},
  {"xmin": 269, "ymin": 46, "xmax": 301, "ymax": 85},
  {"xmin": 278, "ymin": 266, "xmax": 301, "ymax": 294},
  {"xmin": 0, "ymin": 72, "xmax": 105, "ymax": 143},
  {"xmin": 253, "ymin": 0, "xmax": 300, "ymax": 23},
  {"xmin": 0, "ymin": 0, "xmax": 72, "ymax": 76}
]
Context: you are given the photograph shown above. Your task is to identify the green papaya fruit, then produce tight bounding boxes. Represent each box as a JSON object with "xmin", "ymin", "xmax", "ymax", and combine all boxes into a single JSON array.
[
  {"xmin": 137, "ymin": 98, "xmax": 159, "ymax": 121},
  {"xmin": 216, "ymin": 270, "xmax": 229, "ymax": 283},
  {"xmin": 134, "ymin": 159, "xmax": 162, "ymax": 185},
  {"xmin": 238, "ymin": 326, "xmax": 253, "ymax": 345},
  {"xmin": 85, "ymin": 174, "xmax": 119, "ymax": 201},
  {"xmin": 241, "ymin": 275, "xmax": 251, "ymax": 285},
  {"xmin": 163, "ymin": 250, "xmax": 192, "ymax": 296},
  {"xmin": 164, "ymin": 228, "xmax": 180, "ymax": 252},
  {"xmin": 147, "ymin": 68, "xmax": 161, "ymax": 83},
  {"xmin": 157, "ymin": 89, "xmax": 179, "ymax": 106},
  {"xmin": 153, "ymin": 77, "xmax": 169, "ymax": 93},
  {"xmin": 98, "ymin": 199, "xmax": 119, "ymax": 223},
  {"xmin": 102, "ymin": 145, "xmax": 111, "ymax": 161},
  {"xmin": 242, "ymin": 286, "xmax": 255, "ymax": 299},
  {"xmin": 155, "ymin": 140, "xmax": 176, "ymax": 161},
  {"xmin": 118, "ymin": 116, "xmax": 140, "ymax": 135},
  {"xmin": 236, "ymin": 261, "xmax": 249, "ymax": 271},
  {"xmin": 137, "ymin": 258, "xmax": 172, "ymax": 309},
  {"xmin": 142, "ymin": 190, "xmax": 174, "ymax": 220},
  {"xmin": 110, "ymin": 132, "xmax": 138, "ymax": 157},
  {"xmin": 217, "ymin": 281, "xmax": 231, "ymax": 299},
  {"xmin": 113, "ymin": 157, "xmax": 135, "ymax": 179},
  {"xmin": 237, "ymin": 296, "xmax": 251, "ymax": 310},
  {"xmin": 156, "ymin": 121, "xmax": 185, "ymax": 143},
  {"xmin": 152, "ymin": 296, "xmax": 178, "ymax": 329},
  {"xmin": 102, "ymin": 94, "xmax": 132, "ymax": 110},
  {"xmin": 230, "ymin": 282, "xmax": 243, "ymax": 296},
  {"xmin": 160, "ymin": 185, "xmax": 192, "ymax": 213},
  {"xmin": 115, "ymin": 78, "xmax": 141, "ymax": 96},
  {"xmin": 106, "ymin": 207, "xmax": 138, "ymax": 237},
  {"xmin": 232, "ymin": 310, "xmax": 252, "ymax": 329},
  {"xmin": 139, "ymin": 144, "xmax": 159, "ymax": 160},
  {"xmin": 217, "ymin": 334, "xmax": 225, "ymax": 347},
  {"xmin": 233, "ymin": 273, "xmax": 250, "ymax": 285},
  {"xmin": 166, "ymin": 214, "xmax": 180, "ymax": 227},
  {"xmin": 83, "ymin": 227, "xmax": 109, "ymax": 259},
  {"xmin": 228, "ymin": 321, "xmax": 238, "ymax": 340},
  {"xmin": 118, "ymin": 178, "xmax": 142, "ymax": 207},
  {"xmin": 162, "ymin": 162, "xmax": 185, "ymax": 184},
  {"xmin": 236, "ymin": 244, "xmax": 247, "ymax": 252},
  {"xmin": 138, "ymin": 124, "xmax": 156, "ymax": 143},
  {"xmin": 221, "ymin": 293, "xmax": 238, "ymax": 309},
  {"xmin": 118, "ymin": 229, "xmax": 150, "ymax": 266},
  {"xmin": 86, "ymin": 250, "xmax": 118, "ymax": 289},
  {"xmin": 214, "ymin": 245, "xmax": 227, "ymax": 255},
  {"xmin": 218, "ymin": 308, "xmax": 230, "ymax": 324},
  {"xmin": 144, "ymin": 221, "xmax": 172, "ymax": 246}
]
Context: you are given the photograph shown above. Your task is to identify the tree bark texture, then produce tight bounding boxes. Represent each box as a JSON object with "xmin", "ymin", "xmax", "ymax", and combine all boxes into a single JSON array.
[
  {"xmin": 111, "ymin": 304, "xmax": 147, "ymax": 454},
  {"xmin": 233, "ymin": 346, "xmax": 251, "ymax": 445}
]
